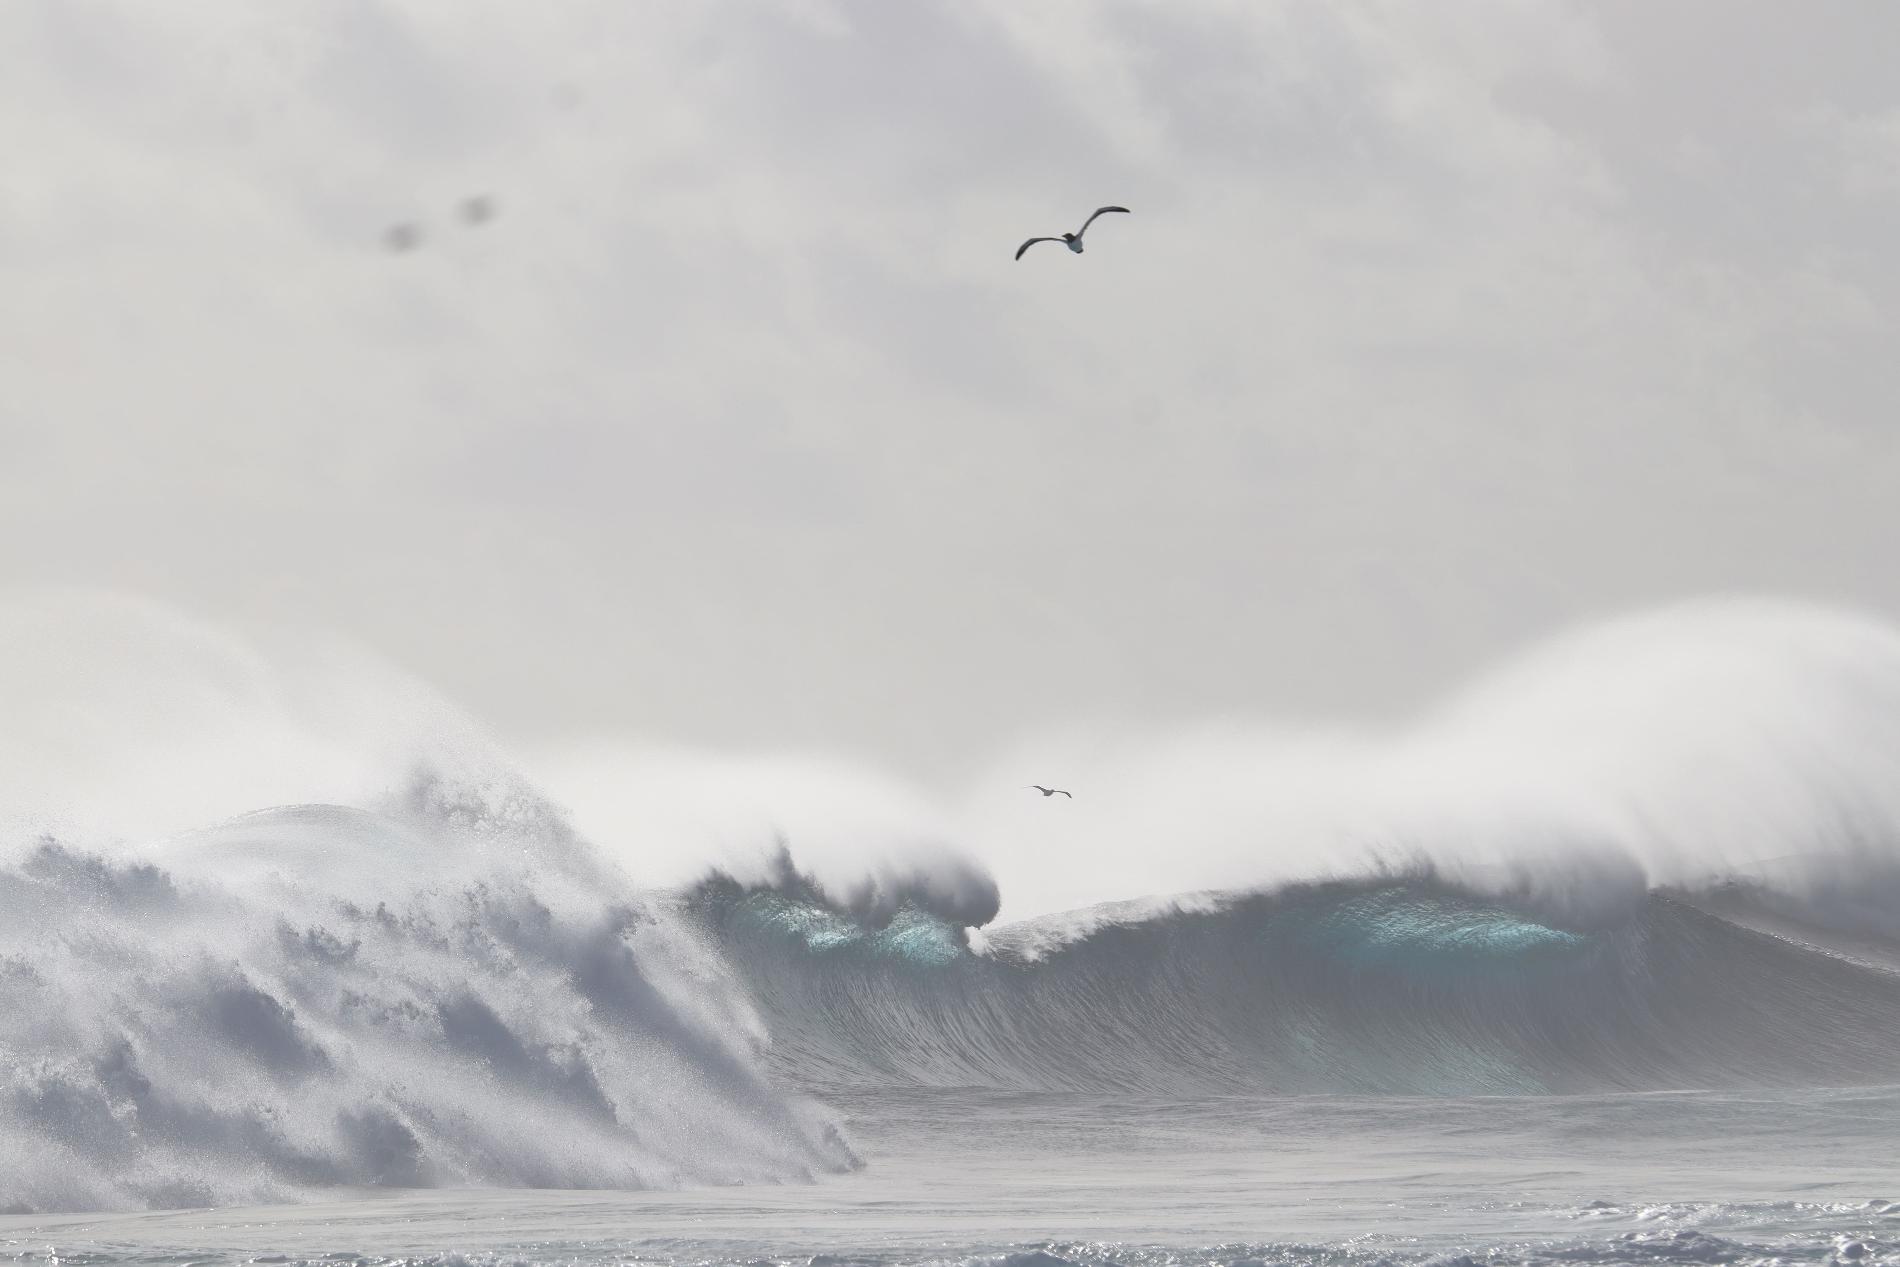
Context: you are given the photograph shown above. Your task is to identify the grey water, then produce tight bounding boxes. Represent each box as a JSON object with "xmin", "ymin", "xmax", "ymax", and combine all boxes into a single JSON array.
[
  {"xmin": 5, "ymin": 1086, "xmax": 1897, "ymax": 1266},
  {"xmin": 4, "ymin": 797, "xmax": 1900, "ymax": 1266}
]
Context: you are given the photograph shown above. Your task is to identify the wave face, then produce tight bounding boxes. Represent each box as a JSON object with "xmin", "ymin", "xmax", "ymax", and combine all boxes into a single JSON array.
[
  {"xmin": 695, "ymin": 868, "xmax": 1900, "ymax": 1096},
  {"xmin": 0, "ymin": 798, "xmax": 858, "ymax": 1214}
]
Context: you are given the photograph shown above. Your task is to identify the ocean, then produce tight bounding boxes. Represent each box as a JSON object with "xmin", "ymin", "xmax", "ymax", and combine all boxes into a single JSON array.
[
  {"xmin": 2, "ymin": 790, "xmax": 1897, "ymax": 1267},
  {"xmin": 5, "ymin": 1086, "xmax": 1899, "ymax": 1266}
]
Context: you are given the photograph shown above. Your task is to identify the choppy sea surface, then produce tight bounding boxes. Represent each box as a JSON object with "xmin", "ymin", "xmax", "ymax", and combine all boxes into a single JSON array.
[
  {"xmin": 12, "ymin": 598, "xmax": 1900, "ymax": 1267},
  {"xmin": 5, "ymin": 1086, "xmax": 1898, "ymax": 1267},
  {"xmin": 5, "ymin": 789, "xmax": 1900, "ymax": 1265},
  {"xmin": 14, "ymin": 598, "xmax": 1900, "ymax": 1263}
]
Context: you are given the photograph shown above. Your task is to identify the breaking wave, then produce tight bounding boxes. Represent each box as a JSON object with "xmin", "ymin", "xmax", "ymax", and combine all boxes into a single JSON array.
[
  {"xmin": 694, "ymin": 862, "xmax": 1900, "ymax": 1096},
  {"xmin": 8, "ymin": 591, "xmax": 1900, "ymax": 1213},
  {"xmin": 668, "ymin": 597, "xmax": 1900, "ymax": 1100},
  {"xmin": 0, "ymin": 786, "xmax": 858, "ymax": 1215}
]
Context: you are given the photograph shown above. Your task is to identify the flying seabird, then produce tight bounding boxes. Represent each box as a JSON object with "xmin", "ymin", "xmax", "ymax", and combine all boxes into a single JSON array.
[
  {"xmin": 1027, "ymin": 785, "xmax": 1073, "ymax": 799},
  {"xmin": 1015, "ymin": 206, "xmax": 1129, "ymax": 260}
]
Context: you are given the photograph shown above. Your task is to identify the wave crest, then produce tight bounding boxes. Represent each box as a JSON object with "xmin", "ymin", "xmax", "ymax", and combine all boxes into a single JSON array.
[{"xmin": 693, "ymin": 840, "xmax": 1000, "ymax": 931}]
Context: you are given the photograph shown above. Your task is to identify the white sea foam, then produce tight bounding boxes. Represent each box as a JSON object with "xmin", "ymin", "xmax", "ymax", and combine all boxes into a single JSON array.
[
  {"xmin": 7, "ymin": 590, "xmax": 1900, "ymax": 1212},
  {"xmin": 0, "ymin": 791, "xmax": 857, "ymax": 1213}
]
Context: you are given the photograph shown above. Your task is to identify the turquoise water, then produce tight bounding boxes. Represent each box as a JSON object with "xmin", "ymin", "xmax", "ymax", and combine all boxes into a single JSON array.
[{"xmin": 733, "ymin": 892, "xmax": 969, "ymax": 964}]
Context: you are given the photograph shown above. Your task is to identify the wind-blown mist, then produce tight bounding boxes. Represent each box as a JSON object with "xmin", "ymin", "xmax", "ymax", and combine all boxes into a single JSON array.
[
  {"xmin": 948, "ymin": 597, "xmax": 1900, "ymax": 923},
  {"xmin": 4, "ymin": 590, "xmax": 1900, "ymax": 1213},
  {"xmin": 0, "ymin": 787, "xmax": 859, "ymax": 1213}
]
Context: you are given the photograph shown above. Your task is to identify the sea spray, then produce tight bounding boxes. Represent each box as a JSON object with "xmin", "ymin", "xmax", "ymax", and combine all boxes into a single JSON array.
[{"xmin": 0, "ymin": 794, "xmax": 858, "ymax": 1214}]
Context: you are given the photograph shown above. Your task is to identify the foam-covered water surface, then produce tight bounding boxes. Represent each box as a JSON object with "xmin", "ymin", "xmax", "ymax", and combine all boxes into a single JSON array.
[
  {"xmin": 3, "ymin": 1086, "xmax": 1897, "ymax": 1266},
  {"xmin": 4, "ymin": 598, "xmax": 1900, "ymax": 1263}
]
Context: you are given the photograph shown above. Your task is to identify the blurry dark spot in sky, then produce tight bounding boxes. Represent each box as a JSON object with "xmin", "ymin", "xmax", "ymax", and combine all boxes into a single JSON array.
[
  {"xmin": 384, "ymin": 223, "xmax": 422, "ymax": 253},
  {"xmin": 460, "ymin": 196, "xmax": 497, "ymax": 226}
]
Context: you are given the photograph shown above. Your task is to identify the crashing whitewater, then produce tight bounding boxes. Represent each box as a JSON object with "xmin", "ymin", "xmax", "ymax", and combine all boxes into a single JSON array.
[
  {"xmin": 0, "ymin": 785, "xmax": 860, "ymax": 1213},
  {"xmin": 3, "ymin": 595, "xmax": 1900, "ymax": 1213}
]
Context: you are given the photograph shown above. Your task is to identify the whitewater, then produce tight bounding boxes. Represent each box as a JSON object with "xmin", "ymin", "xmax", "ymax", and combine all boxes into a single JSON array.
[{"xmin": 2, "ymin": 595, "xmax": 1899, "ymax": 1265}]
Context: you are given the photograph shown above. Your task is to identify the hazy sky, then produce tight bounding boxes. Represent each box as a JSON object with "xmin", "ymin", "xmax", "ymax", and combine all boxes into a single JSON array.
[{"xmin": 7, "ymin": 0, "xmax": 1900, "ymax": 784}]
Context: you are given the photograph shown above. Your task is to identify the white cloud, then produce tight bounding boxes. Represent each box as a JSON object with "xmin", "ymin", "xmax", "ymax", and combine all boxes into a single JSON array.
[{"xmin": 3, "ymin": 1, "xmax": 1900, "ymax": 780}]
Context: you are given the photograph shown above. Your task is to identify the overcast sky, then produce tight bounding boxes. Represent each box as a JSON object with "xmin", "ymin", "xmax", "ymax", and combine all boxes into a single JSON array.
[{"xmin": 6, "ymin": 0, "xmax": 1900, "ymax": 787}]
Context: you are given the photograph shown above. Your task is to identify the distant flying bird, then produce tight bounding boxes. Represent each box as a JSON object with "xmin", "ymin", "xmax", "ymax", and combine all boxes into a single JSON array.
[
  {"xmin": 1027, "ymin": 785, "xmax": 1073, "ymax": 799},
  {"xmin": 1015, "ymin": 206, "xmax": 1129, "ymax": 260}
]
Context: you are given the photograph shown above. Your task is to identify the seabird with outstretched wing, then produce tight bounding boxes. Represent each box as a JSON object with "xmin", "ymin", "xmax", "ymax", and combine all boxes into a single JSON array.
[{"xmin": 1016, "ymin": 205, "xmax": 1129, "ymax": 260}]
